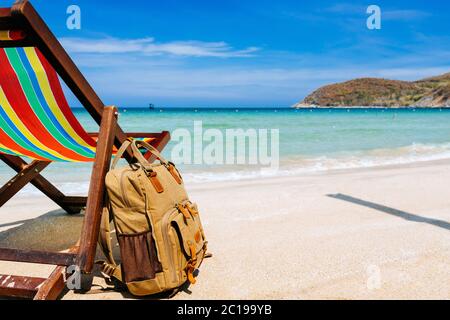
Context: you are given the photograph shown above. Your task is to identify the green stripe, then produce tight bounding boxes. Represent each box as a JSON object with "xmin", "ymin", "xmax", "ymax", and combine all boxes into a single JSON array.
[
  {"xmin": 5, "ymin": 48, "xmax": 92, "ymax": 158},
  {"xmin": 0, "ymin": 114, "xmax": 64, "ymax": 161},
  {"xmin": 0, "ymin": 146, "xmax": 19, "ymax": 156}
]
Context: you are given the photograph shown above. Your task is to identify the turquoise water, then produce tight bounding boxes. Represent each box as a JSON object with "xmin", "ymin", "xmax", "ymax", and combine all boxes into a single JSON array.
[
  {"xmin": 76, "ymin": 107, "xmax": 450, "ymax": 156},
  {"xmin": 2, "ymin": 108, "xmax": 450, "ymax": 194}
]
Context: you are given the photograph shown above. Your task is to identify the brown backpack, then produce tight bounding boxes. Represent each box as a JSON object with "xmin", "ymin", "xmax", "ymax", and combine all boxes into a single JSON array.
[{"xmin": 99, "ymin": 139, "xmax": 208, "ymax": 296}]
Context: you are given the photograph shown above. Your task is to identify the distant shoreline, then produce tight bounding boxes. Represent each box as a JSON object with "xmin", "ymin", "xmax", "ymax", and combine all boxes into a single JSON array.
[
  {"xmin": 293, "ymin": 105, "xmax": 450, "ymax": 109},
  {"xmin": 70, "ymin": 106, "xmax": 450, "ymax": 111}
]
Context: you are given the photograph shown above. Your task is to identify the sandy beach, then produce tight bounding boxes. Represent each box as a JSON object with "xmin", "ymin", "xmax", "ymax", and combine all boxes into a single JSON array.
[{"xmin": 1, "ymin": 159, "xmax": 449, "ymax": 300}]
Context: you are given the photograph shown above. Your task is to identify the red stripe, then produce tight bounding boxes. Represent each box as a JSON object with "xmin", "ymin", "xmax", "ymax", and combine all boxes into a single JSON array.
[
  {"xmin": 35, "ymin": 49, "xmax": 96, "ymax": 147},
  {"xmin": 0, "ymin": 49, "xmax": 91, "ymax": 161},
  {"xmin": 0, "ymin": 128, "xmax": 46, "ymax": 160}
]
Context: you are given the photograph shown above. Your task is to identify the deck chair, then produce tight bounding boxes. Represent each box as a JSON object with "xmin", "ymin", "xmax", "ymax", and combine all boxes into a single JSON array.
[{"xmin": 0, "ymin": 0, "xmax": 171, "ymax": 299}]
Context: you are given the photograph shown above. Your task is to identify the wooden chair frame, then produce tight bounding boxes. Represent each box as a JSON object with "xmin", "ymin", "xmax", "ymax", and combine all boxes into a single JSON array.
[{"xmin": 0, "ymin": 0, "xmax": 171, "ymax": 299}]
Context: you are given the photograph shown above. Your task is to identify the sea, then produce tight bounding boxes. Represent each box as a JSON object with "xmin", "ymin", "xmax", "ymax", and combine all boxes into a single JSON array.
[{"xmin": 2, "ymin": 107, "xmax": 450, "ymax": 196}]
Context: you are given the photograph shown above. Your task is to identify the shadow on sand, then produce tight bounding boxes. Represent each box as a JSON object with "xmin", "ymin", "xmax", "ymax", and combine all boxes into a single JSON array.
[
  {"xmin": 0, "ymin": 209, "xmax": 193, "ymax": 299},
  {"xmin": 327, "ymin": 193, "xmax": 450, "ymax": 231},
  {"xmin": 0, "ymin": 209, "xmax": 84, "ymax": 251}
]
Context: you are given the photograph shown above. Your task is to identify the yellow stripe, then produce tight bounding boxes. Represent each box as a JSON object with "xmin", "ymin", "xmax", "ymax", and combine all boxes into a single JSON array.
[
  {"xmin": 0, "ymin": 141, "xmax": 26, "ymax": 157},
  {"xmin": 0, "ymin": 31, "xmax": 12, "ymax": 41},
  {"xmin": 0, "ymin": 141, "xmax": 19, "ymax": 154},
  {"xmin": 0, "ymin": 86, "xmax": 72, "ymax": 161},
  {"xmin": 24, "ymin": 48, "xmax": 95, "ymax": 151}
]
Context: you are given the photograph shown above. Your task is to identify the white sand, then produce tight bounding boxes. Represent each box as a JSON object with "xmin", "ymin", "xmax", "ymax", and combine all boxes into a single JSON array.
[{"xmin": 1, "ymin": 160, "xmax": 450, "ymax": 300}]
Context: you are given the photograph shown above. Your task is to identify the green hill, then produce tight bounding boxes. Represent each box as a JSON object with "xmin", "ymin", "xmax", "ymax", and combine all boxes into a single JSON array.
[{"xmin": 294, "ymin": 72, "xmax": 450, "ymax": 108}]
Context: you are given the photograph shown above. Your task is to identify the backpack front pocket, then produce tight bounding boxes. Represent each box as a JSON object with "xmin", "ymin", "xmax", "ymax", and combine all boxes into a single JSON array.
[
  {"xmin": 170, "ymin": 201, "xmax": 207, "ymax": 283},
  {"xmin": 171, "ymin": 205, "xmax": 206, "ymax": 261},
  {"xmin": 117, "ymin": 231, "xmax": 162, "ymax": 283},
  {"xmin": 113, "ymin": 206, "xmax": 162, "ymax": 283}
]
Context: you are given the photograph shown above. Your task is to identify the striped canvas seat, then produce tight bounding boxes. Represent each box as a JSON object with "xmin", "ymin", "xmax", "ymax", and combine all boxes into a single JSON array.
[{"xmin": 0, "ymin": 46, "xmax": 98, "ymax": 162}]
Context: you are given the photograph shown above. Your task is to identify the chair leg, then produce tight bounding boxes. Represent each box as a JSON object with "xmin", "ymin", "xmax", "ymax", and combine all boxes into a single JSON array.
[
  {"xmin": 77, "ymin": 273, "xmax": 95, "ymax": 293},
  {"xmin": 0, "ymin": 274, "xmax": 47, "ymax": 299},
  {"xmin": 0, "ymin": 159, "xmax": 50, "ymax": 207},
  {"xmin": 76, "ymin": 106, "xmax": 118, "ymax": 278},
  {"xmin": 33, "ymin": 246, "xmax": 79, "ymax": 300},
  {"xmin": 33, "ymin": 265, "xmax": 67, "ymax": 300},
  {"xmin": 0, "ymin": 154, "xmax": 83, "ymax": 214}
]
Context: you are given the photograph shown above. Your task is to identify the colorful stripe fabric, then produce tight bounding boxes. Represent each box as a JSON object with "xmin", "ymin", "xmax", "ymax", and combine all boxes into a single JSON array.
[
  {"xmin": 0, "ymin": 30, "xmax": 26, "ymax": 41},
  {"xmin": 0, "ymin": 47, "xmax": 97, "ymax": 162}
]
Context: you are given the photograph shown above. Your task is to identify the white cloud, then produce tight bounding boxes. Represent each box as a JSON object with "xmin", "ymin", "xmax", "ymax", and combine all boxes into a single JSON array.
[
  {"xmin": 71, "ymin": 55, "xmax": 450, "ymax": 106},
  {"xmin": 60, "ymin": 37, "xmax": 260, "ymax": 58},
  {"xmin": 60, "ymin": 32, "xmax": 449, "ymax": 107}
]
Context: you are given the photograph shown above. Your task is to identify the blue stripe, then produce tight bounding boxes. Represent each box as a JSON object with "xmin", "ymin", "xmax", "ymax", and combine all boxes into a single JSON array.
[
  {"xmin": 0, "ymin": 107, "xmax": 64, "ymax": 161},
  {"xmin": 0, "ymin": 146, "xmax": 18, "ymax": 156},
  {"xmin": 16, "ymin": 48, "xmax": 95, "ymax": 158}
]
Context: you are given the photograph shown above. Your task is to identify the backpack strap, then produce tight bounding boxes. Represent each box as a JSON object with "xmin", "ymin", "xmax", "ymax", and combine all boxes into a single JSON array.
[
  {"xmin": 131, "ymin": 139, "xmax": 169, "ymax": 167},
  {"xmin": 98, "ymin": 203, "xmax": 115, "ymax": 265},
  {"xmin": 97, "ymin": 202, "xmax": 123, "ymax": 282},
  {"xmin": 111, "ymin": 140, "xmax": 132, "ymax": 170}
]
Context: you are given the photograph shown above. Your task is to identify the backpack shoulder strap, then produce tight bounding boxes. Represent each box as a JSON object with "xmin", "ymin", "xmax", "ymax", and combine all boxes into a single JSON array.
[{"xmin": 97, "ymin": 203, "xmax": 123, "ymax": 281}]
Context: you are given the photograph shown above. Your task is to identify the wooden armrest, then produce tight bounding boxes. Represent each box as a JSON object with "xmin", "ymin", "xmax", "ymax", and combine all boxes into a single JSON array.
[
  {"xmin": 89, "ymin": 131, "xmax": 170, "ymax": 161},
  {"xmin": 88, "ymin": 132, "xmax": 169, "ymax": 139}
]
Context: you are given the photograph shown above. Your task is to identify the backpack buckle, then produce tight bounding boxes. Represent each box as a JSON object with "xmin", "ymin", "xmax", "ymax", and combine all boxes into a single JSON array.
[
  {"xmin": 177, "ymin": 203, "xmax": 191, "ymax": 220},
  {"xmin": 144, "ymin": 169, "xmax": 164, "ymax": 193},
  {"xmin": 186, "ymin": 243, "xmax": 198, "ymax": 284}
]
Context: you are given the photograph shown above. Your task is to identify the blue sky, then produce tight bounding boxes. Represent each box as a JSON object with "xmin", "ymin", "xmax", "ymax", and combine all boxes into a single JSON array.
[{"xmin": 3, "ymin": 0, "xmax": 449, "ymax": 107}]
